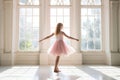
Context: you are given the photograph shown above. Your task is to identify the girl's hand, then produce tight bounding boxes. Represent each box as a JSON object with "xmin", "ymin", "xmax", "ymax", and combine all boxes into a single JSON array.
[
  {"xmin": 76, "ymin": 39, "xmax": 79, "ymax": 41},
  {"xmin": 39, "ymin": 40, "xmax": 43, "ymax": 42}
]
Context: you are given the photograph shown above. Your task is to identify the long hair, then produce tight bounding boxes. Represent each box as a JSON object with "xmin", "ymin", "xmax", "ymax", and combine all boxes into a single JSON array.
[{"xmin": 55, "ymin": 23, "xmax": 63, "ymax": 35}]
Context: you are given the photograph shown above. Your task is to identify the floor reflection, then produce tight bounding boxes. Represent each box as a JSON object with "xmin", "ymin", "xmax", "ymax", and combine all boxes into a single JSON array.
[
  {"xmin": 0, "ymin": 66, "xmax": 39, "ymax": 80},
  {"xmin": 46, "ymin": 66, "xmax": 96, "ymax": 80},
  {"xmin": 0, "ymin": 66, "xmax": 119, "ymax": 80}
]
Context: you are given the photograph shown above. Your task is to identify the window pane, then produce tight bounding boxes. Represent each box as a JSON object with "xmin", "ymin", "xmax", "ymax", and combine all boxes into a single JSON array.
[
  {"xmin": 19, "ymin": 8, "xmax": 39, "ymax": 51},
  {"xmin": 88, "ymin": 9, "xmax": 95, "ymax": 15},
  {"xmin": 81, "ymin": 0, "xmax": 101, "ymax": 5},
  {"xmin": 63, "ymin": 0, "xmax": 71, "ymax": 5},
  {"xmin": 26, "ymin": 16, "xmax": 32, "ymax": 27},
  {"xmin": 19, "ymin": 15, "xmax": 25, "ymax": 27},
  {"xmin": 19, "ymin": 40, "xmax": 26, "ymax": 50},
  {"xmin": 50, "ymin": 16, "xmax": 57, "ymax": 27},
  {"xmin": 19, "ymin": 0, "xmax": 40, "ymax": 5},
  {"xmin": 19, "ymin": 28, "xmax": 25, "ymax": 38},
  {"xmin": 50, "ymin": 0, "xmax": 71, "ymax": 5},
  {"xmin": 25, "ymin": 40, "xmax": 32, "ymax": 50},
  {"xmin": 94, "ymin": 9, "xmax": 101, "ymax": 14},
  {"xmin": 81, "ymin": 8, "xmax": 101, "ymax": 51},
  {"xmin": 63, "ymin": 28, "xmax": 70, "ymax": 35},
  {"xmin": 81, "ymin": 8, "xmax": 87, "ymax": 15},
  {"xmin": 33, "ymin": 8, "xmax": 39, "ymax": 15},
  {"xmin": 64, "ymin": 16, "xmax": 70, "ymax": 27},
  {"xmin": 88, "ymin": 40, "xmax": 94, "ymax": 49},
  {"xmin": 32, "ymin": 0, "xmax": 39, "ymax": 5},
  {"xmin": 33, "ymin": 16, "xmax": 39, "ymax": 27},
  {"xmin": 94, "ymin": 15, "xmax": 101, "ymax": 38},
  {"xmin": 26, "ymin": 8, "xmax": 32, "ymax": 15},
  {"xmin": 57, "ymin": 16, "xmax": 63, "ymax": 23},
  {"xmin": 57, "ymin": 8, "xmax": 63, "ymax": 16},
  {"xmin": 19, "ymin": 0, "xmax": 27, "ymax": 5},
  {"xmin": 94, "ymin": 0, "xmax": 101, "ymax": 5},
  {"xmin": 51, "ymin": 8, "xmax": 57, "ymax": 15},
  {"xmin": 81, "ymin": 39, "xmax": 87, "ymax": 50},
  {"xmin": 64, "ymin": 8, "xmax": 70, "ymax": 15},
  {"xmin": 95, "ymin": 40, "xmax": 101, "ymax": 49},
  {"xmin": 81, "ymin": 16, "xmax": 88, "ymax": 39},
  {"xmin": 33, "ymin": 28, "xmax": 39, "ymax": 38},
  {"xmin": 32, "ymin": 40, "xmax": 39, "ymax": 50},
  {"xmin": 20, "ymin": 8, "xmax": 25, "ymax": 15}
]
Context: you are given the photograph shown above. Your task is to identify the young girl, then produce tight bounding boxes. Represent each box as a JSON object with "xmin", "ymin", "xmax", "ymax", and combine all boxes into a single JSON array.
[{"xmin": 39, "ymin": 23, "xmax": 79, "ymax": 73}]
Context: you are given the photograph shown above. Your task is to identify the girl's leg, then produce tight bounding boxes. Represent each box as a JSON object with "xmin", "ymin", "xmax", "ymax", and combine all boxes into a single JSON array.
[{"xmin": 54, "ymin": 56, "xmax": 60, "ymax": 72}]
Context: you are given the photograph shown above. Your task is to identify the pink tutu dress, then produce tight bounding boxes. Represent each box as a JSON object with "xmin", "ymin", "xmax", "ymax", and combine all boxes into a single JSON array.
[{"xmin": 48, "ymin": 32, "xmax": 75, "ymax": 56}]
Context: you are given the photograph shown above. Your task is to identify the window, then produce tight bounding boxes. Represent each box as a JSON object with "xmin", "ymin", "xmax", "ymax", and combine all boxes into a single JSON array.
[
  {"xmin": 81, "ymin": 0, "xmax": 102, "ymax": 51},
  {"xmin": 49, "ymin": 0, "xmax": 71, "ymax": 44},
  {"xmin": 18, "ymin": 0, "xmax": 40, "ymax": 51},
  {"xmin": 17, "ymin": 0, "xmax": 103, "ymax": 52}
]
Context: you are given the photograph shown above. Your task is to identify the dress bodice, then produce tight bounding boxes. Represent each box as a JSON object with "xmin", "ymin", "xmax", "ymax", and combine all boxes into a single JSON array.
[{"xmin": 56, "ymin": 32, "xmax": 63, "ymax": 40}]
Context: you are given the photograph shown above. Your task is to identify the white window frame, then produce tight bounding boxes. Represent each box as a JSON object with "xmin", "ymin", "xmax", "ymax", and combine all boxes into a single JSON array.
[
  {"xmin": 16, "ymin": 0, "xmax": 41, "ymax": 52},
  {"xmin": 80, "ymin": 0, "xmax": 104, "ymax": 52}
]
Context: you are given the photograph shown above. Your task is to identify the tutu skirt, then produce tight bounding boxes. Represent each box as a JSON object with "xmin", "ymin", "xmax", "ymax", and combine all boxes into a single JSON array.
[{"xmin": 48, "ymin": 40, "xmax": 75, "ymax": 56}]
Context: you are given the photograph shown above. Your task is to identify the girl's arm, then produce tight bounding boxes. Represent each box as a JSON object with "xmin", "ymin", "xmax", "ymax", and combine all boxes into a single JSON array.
[
  {"xmin": 39, "ymin": 33, "xmax": 54, "ymax": 42},
  {"xmin": 62, "ymin": 32, "xmax": 79, "ymax": 41}
]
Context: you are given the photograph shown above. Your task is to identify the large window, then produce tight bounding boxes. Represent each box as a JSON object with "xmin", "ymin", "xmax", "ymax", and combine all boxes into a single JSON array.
[
  {"xmin": 49, "ymin": 0, "xmax": 71, "ymax": 44},
  {"xmin": 81, "ymin": 0, "xmax": 102, "ymax": 51},
  {"xmin": 18, "ymin": 0, "xmax": 40, "ymax": 51},
  {"xmin": 17, "ymin": 0, "xmax": 103, "ymax": 52}
]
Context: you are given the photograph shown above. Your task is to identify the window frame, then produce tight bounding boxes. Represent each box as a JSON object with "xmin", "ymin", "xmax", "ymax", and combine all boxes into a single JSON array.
[
  {"xmin": 80, "ymin": 0, "xmax": 103, "ymax": 52},
  {"xmin": 15, "ymin": 0, "xmax": 104, "ymax": 53},
  {"xmin": 16, "ymin": 0, "xmax": 41, "ymax": 52}
]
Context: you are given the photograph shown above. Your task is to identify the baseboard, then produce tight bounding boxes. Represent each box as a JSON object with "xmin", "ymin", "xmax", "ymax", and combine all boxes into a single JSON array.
[{"xmin": 111, "ymin": 53, "xmax": 120, "ymax": 66}]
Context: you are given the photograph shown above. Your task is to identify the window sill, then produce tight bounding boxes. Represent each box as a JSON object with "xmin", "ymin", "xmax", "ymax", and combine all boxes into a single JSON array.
[
  {"xmin": 15, "ymin": 51, "xmax": 40, "ymax": 54},
  {"xmin": 80, "ymin": 51, "xmax": 105, "ymax": 53}
]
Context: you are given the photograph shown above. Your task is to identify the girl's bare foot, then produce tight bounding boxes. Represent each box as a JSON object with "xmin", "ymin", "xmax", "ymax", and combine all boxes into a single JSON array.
[
  {"xmin": 54, "ymin": 67, "xmax": 61, "ymax": 73},
  {"xmin": 54, "ymin": 69, "xmax": 60, "ymax": 73}
]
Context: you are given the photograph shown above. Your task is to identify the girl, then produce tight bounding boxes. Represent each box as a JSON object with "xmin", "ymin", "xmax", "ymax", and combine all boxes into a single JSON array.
[{"xmin": 39, "ymin": 23, "xmax": 79, "ymax": 73}]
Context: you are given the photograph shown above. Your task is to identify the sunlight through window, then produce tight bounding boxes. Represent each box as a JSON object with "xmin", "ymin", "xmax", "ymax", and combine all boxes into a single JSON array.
[{"xmin": 89, "ymin": 66, "xmax": 120, "ymax": 80}]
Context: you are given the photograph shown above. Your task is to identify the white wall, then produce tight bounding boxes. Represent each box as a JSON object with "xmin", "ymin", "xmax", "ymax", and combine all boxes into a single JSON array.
[
  {"xmin": 110, "ymin": 0, "xmax": 120, "ymax": 66},
  {"xmin": 0, "ymin": 0, "xmax": 13, "ymax": 66},
  {"xmin": 119, "ymin": 0, "xmax": 120, "ymax": 52},
  {"xmin": 0, "ymin": 0, "xmax": 4, "ymax": 65},
  {"xmin": 110, "ymin": 1, "xmax": 119, "ymax": 52}
]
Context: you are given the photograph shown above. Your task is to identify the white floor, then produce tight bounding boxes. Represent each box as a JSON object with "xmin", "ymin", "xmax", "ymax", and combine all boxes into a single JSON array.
[{"xmin": 0, "ymin": 66, "xmax": 120, "ymax": 80}]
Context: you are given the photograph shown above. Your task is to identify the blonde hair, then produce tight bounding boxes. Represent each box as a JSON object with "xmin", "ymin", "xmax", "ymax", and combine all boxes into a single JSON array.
[{"xmin": 55, "ymin": 23, "xmax": 63, "ymax": 35}]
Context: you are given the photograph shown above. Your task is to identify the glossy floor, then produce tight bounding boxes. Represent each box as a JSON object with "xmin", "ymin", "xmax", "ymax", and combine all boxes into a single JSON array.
[{"xmin": 0, "ymin": 66, "xmax": 120, "ymax": 80}]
